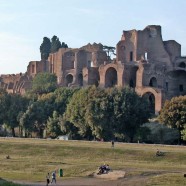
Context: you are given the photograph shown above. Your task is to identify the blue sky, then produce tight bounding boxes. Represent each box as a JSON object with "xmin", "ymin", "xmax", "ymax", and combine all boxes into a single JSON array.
[{"xmin": 0, "ymin": 0, "xmax": 186, "ymax": 74}]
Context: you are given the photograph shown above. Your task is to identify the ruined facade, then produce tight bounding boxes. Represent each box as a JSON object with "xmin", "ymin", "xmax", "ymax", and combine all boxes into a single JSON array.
[{"xmin": 1, "ymin": 25, "xmax": 186, "ymax": 114}]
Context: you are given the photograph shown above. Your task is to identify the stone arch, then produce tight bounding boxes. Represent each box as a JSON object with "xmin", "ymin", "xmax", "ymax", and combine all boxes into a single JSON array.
[
  {"xmin": 65, "ymin": 74, "xmax": 73, "ymax": 86},
  {"xmin": 143, "ymin": 92, "xmax": 155, "ymax": 114},
  {"xmin": 136, "ymin": 87, "xmax": 163, "ymax": 115},
  {"xmin": 149, "ymin": 77, "xmax": 157, "ymax": 87},
  {"xmin": 178, "ymin": 62, "xmax": 186, "ymax": 68},
  {"xmin": 99, "ymin": 63, "xmax": 124, "ymax": 88},
  {"xmin": 105, "ymin": 67, "xmax": 117, "ymax": 88}
]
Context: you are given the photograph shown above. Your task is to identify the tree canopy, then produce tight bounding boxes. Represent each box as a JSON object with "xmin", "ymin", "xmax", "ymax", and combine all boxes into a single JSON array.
[
  {"xmin": 31, "ymin": 73, "xmax": 57, "ymax": 95},
  {"xmin": 65, "ymin": 86, "xmax": 151, "ymax": 142},
  {"xmin": 158, "ymin": 95, "xmax": 186, "ymax": 143},
  {"xmin": 0, "ymin": 93, "xmax": 29, "ymax": 136},
  {"xmin": 40, "ymin": 37, "xmax": 51, "ymax": 60},
  {"xmin": 103, "ymin": 45, "xmax": 116, "ymax": 61},
  {"xmin": 40, "ymin": 35, "xmax": 68, "ymax": 60}
]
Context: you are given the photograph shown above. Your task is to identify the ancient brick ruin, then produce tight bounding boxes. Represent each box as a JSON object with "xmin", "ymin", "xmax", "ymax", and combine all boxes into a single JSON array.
[{"xmin": 1, "ymin": 25, "xmax": 186, "ymax": 114}]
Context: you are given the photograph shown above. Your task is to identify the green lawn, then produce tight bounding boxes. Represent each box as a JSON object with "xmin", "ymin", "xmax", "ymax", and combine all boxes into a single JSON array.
[{"xmin": 0, "ymin": 138, "xmax": 186, "ymax": 185}]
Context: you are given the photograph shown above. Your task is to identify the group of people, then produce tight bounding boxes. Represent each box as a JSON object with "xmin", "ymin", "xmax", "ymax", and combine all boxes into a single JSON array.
[
  {"xmin": 97, "ymin": 164, "xmax": 110, "ymax": 175},
  {"xmin": 46, "ymin": 171, "xmax": 56, "ymax": 186}
]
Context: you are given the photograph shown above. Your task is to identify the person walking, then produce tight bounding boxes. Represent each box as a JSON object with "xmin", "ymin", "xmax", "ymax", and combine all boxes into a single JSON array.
[
  {"xmin": 111, "ymin": 140, "xmax": 114, "ymax": 148},
  {"xmin": 51, "ymin": 171, "xmax": 56, "ymax": 184},
  {"xmin": 46, "ymin": 172, "xmax": 50, "ymax": 186}
]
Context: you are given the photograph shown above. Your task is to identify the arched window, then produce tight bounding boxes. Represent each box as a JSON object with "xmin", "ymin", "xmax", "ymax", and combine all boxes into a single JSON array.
[
  {"xmin": 105, "ymin": 67, "xmax": 117, "ymax": 88},
  {"xmin": 66, "ymin": 74, "xmax": 73, "ymax": 86},
  {"xmin": 149, "ymin": 77, "xmax": 157, "ymax": 87}
]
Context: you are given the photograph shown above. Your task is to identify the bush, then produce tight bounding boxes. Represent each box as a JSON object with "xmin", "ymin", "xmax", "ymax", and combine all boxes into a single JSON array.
[{"xmin": 140, "ymin": 122, "xmax": 179, "ymax": 144}]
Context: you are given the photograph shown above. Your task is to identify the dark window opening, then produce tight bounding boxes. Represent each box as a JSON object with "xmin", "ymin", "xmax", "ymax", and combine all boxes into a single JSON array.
[
  {"xmin": 130, "ymin": 51, "xmax": 133, "ymax": 61},
  {"xmin": 149, "ymin": 77, "xmax": 157, "ymax": 87},
  {"xmin": 166, "ymin": 82, "xmax": 168, "ymax": 91},
  {"xmin": 32, "ymin": 65, "xmax": 35, "ymax": 73},
  {"xmin": 87, "ymin": 60, "xmax": 91, "ymax": 68},
  {"xmin": 179, "ymin": 62, "xmax": 186, "ymax": 68},
  {"xmin": 129, "ymin": 79, "xmax": 134, "ymax": 88},
  {"xmin": 179, "ymin": 84, "xmax": 183, "ymax": 92},
  {"xmin": 71, "ymin": 61, "xmax": 74, "ymax": 69}
]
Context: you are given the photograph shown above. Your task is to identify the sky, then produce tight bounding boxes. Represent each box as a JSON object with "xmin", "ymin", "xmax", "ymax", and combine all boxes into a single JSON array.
[{"xmin": 0, "ymin": 0, "xmax": 186, "ymax": 74}]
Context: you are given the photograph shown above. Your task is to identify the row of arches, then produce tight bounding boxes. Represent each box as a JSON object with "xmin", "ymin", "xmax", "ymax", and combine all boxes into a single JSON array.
[{"xmin": 65, "ymin": 67, "xmax": 156, "ymax": 114}]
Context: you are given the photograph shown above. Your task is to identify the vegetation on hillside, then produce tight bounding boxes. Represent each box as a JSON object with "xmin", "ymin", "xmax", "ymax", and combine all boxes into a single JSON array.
[
  {"xmin": 40, "ymin": 35, "xmax": 68, "ymax": 60},
  {"xmin": 0, "ymin": 79, "xmax": 151, "ymax": 142},
  {"xmin": 0, "ymin": 73, "xmax": 185, "ymax": 144}
]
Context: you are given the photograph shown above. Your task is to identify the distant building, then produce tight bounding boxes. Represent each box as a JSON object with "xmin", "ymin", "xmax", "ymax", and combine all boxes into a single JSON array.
[{"xmin": 1, "ymin": 25, "xmax": 186, "ymax": 114}]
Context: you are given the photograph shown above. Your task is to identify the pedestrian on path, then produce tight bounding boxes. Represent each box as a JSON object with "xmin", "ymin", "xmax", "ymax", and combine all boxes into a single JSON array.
[
  {"xmin": 51, "ymin": 171, "xmax": 56, "ymax": 184},
  {"xmin": 46, "ymin": 172, "xmax": 50, "ymax": 186}
]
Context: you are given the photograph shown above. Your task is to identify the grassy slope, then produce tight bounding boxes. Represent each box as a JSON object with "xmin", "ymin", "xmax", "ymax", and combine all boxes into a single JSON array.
[{"xmin": 0, "ymin": 138, "xmax": 186, "ymax": 185}]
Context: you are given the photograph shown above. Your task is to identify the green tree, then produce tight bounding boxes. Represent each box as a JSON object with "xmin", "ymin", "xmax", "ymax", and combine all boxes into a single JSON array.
[
  {"xmin": 19, "ymin": 93, "xmax": 56, "ymax": 137},
  {"xmin": 0, "ymin": 93, "xmax": 29, "ymax": 136},
  {"xmin": 59, "ymin": 117, "xmax": 80, "ymax": 140},
  {"xmin": 158, "ymin": 96, "xmax": 186, "ymax": 144},
  {"xmin": 64, "ymin": 86, "xmax": 150, "ymax": 142},
  {"xmin": 181, "ymin": 125, "xmax": 186, "ymax": 141},
  {"xmin": 61, "ymin": 42, "xmax": 68, "ymax": 49},
  {"xmin": 108, "ymin": 87, "xmax": 150, "ymax": 142},
  {"xmin": 40, "ymin": 37, "xmax": 51, "ymax": 60},
  {"xmin": 0, "ymin": 89, "xmax": 9, "ymax": 125},
  {"xmin": 64, "ymin": 88, "xmax": 92, "ymax": 139},
  {"xmin": 51, "ymin": 35, "xmax": 62, "ymax": 53},
  {"xmin": 103, "ymin": 45, "xmax": 116, "ymax": 61},
  {"xmin": 85, "ymin": 86, "xmax": 112, "ymax": 140},
  {"xmin": 54, "ymin": 87, "xmax": 79, "ymax": 115},
  {"xmin": 32, "ymin": 73, "xmax": 57, "ymax": 95},
  {"xmin": 47, "ymin": 111, "xmax": 62, "ymax": 138}
]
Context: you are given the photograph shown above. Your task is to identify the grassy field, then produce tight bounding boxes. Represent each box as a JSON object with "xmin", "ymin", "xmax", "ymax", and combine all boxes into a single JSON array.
[{"xmin": 0, "ymin": 138, "xmax": 186, "ymax": 185}]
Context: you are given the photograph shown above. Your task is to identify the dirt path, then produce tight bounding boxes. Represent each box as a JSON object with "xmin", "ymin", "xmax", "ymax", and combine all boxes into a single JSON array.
[{"xmin": 12, "ymin": 169, "xmax": 185, "ymax": 186}]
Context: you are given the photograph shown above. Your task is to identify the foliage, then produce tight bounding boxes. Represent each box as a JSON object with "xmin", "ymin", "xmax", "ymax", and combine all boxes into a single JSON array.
[
  {"xmin": 0, "ymin": 93, "xmax": 29, "ymax": 136},
  {"xmin": 61, "ymin": 42, "xmax": 68, "ymax": 48},
  {"xmin": 65, "ymin": 86, "xmax": 150, "ymax": 142},
  {"xmin": 181, "ymin": 125, "xmax": 186, "ymax": 141},
  {"xmin": 108, "ymin": 87, "xmax": 151, "ymax": 142},
  {"xmin": 53, "ymin": 87, "xmax": 79, "ymax": 115},
  {"xmin": 158, "ymin": 96, "xmax": 186, "ymax": 143},
  {"xmin": 103, "ymin": 45, "xmax": 116, "ymax": 60},
  {"xmin": 40, "ymin": 36, "xmax": 68, "ymax": 60},
  {"xmin": 51, "ymin": 35, "xmax": 61, "ymax": 53},
  {"xmin": 20, "ymin": 93, "xmax": 56, "ymax": 137},
  {"xmin": 46, "ymin": 111, "xmax": 62, "ymax": 138},
  {"xmin": 59, "ymin": 118, "xmax": 80, "ymax": 139},
  {"xmin": 40, "ymin": 37, "xmax": 51, "ymax": 60},
  {"xmin": 141, "ymin": 122, "xmax": 179, "ymax": 144},
  {"xmin": 64, "ymin": 88, "xmax": 92, "ymax": 139},
  {"xmin": 31, "ymin": 73, "xmax": 57, "ymax": 95}
]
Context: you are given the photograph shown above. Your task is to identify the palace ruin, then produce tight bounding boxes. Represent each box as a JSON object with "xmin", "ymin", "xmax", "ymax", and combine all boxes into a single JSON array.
[{"xmin": 1, "ymin": 25, "xmax": 186, "ymax": 114}]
